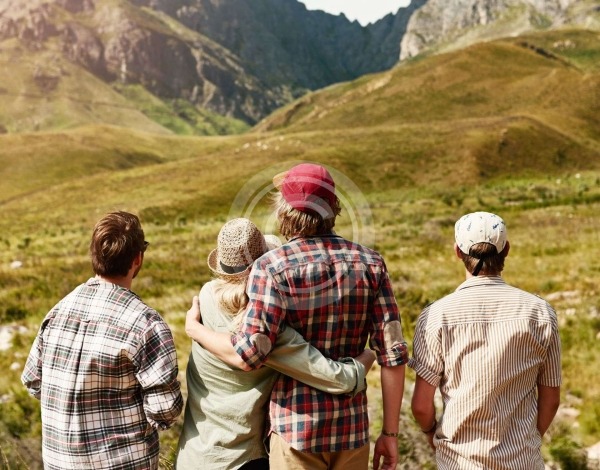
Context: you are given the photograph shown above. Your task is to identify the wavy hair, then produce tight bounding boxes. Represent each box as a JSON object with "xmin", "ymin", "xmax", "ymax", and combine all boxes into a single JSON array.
[
  {"xmin": 272, "ymin": 192, "xmax": 341, "ymax": 240},
  {"xmin": 90, "ymin": 211, "xmax": 146, "ymax": 277},
  {"xmin": 212, "ymin": 279, "xmax": 249, "ymax": 329}
]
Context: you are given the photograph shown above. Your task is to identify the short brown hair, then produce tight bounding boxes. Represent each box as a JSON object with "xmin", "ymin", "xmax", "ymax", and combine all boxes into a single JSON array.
[
  {"xmin": 90, "ymin": 211, "xmax": 146, "ymax": 277},
  {"xmin": 461, "ymin": 242, "xmax": 506, "ymax": 276},
  {"xmin": 272, "ymin": 192, "xmax": 341, "ymax": 240}
]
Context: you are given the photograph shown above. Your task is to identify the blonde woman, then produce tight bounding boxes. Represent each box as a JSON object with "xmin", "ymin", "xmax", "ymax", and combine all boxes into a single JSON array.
[{"xmin": 177, "ymin": 218, "xmax": 374, "ymax": 470}]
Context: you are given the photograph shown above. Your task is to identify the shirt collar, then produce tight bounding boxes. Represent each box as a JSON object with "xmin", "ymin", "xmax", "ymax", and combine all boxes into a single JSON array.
[{"xmin": 455, "ymin": 275, "xmax": 505, "ymax": 292}]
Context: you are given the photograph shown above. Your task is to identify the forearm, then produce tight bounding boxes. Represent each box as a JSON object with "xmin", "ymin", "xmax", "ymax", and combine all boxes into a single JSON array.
[
  {"xmin": 381, "ymin": 364, "xmax": 405, "ymax": 433},
  {"xmin": 411, "ymin": 375, "xmax": 437, "ymax": 432},
  {"xmin": 537, "ymin": 385, "xmax": 560, "ymax": 436},
  {"xmin": 412, "ymin": 401, "xmax": 436, "ymax": 431},
  {"xmin": 265, "ymin": 327, "xmax": 368, "ymax": 395},
  {"xmin": 186, "ymin": 321, "xmax": 250, "ymax": 370}
]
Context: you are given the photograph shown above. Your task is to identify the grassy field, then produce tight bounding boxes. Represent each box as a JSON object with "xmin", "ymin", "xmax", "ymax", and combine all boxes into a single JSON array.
[{"xmin": 1, "ymin": 28, "xmax": 599, "ymax": 469}]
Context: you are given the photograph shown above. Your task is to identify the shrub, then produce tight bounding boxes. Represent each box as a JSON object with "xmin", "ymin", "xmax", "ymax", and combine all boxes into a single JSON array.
[
  {"xmin": 548, "ymin": 435, "xmax": 588, "ymax": 470},
  {"xmin": 1, "ymin": 389, "xmax": 41, "ymax": 439}
]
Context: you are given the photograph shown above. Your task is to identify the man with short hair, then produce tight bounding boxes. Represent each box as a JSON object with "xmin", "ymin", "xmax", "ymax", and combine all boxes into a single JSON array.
[
  {"xmin": 22, "ymin": 211, "xmax": 183, "ymax": 470},
  {"xmin": 410, "ymin": 211, "xmax": 561, "ymax": 469},
  {"xmin": 187, "ymin": 163, "xmax": 409, "ymax": 470}
]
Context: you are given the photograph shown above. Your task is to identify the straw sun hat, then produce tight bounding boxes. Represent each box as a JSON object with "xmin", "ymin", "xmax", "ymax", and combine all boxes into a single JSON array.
[{"xmin": 207, "ymin": 218, "xmax": 281, "ymax": 282}]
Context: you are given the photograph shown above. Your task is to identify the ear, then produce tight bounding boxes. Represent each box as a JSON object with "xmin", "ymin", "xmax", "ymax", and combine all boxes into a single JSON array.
[
  {"xmin": 132, "ymin": 251, "xmax": 143, "ymax": 269},
  {"xmin": 453, "ymin": 243, "xmax": 463, "ymax": 259}
]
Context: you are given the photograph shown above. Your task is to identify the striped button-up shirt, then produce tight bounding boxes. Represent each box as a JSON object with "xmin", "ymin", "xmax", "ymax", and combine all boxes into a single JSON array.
[
  {"xmin": 409, "ymin": 276, "xmax": 562, "ymax": 470},
  {"xmin": 21, "ymin": 278, "xmax": 183, "ymax": 470},
  {"xmin": 231, "ymin": 234, "xmax": 408, "ymax": 452}
]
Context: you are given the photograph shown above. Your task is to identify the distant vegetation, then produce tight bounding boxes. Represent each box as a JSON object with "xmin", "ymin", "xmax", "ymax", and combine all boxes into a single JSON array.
[{"xmin": 1, "ymin": 29, "xmax": 599, "ymax": 469}]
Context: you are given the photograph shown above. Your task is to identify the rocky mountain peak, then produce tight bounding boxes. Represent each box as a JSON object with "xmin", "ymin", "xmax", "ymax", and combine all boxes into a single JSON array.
[{"xmin": 400, "ymin": 0, "xmax": 582, "ymax": 60}]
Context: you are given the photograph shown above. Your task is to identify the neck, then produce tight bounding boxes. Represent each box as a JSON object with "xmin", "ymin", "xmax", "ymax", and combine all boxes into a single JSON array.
[
  {"xmin": 96, "ymin": 274, "xmax": 132, "ymax": 290},
  {"xmin": 464, "ymin": 270, "xmax": 501, "ymax": 280}
]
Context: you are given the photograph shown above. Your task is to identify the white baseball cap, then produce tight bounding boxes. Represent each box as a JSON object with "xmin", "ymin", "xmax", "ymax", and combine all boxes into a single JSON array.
[{"xmin": 455, "ymin": 212, "xmax": 507, "ymax": 255}]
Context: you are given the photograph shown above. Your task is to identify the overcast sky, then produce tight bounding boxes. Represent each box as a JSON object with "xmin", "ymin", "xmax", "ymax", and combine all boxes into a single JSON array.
[{"xmin": 298, "ymin": 0, "xmax": 412, "ymax": 26}]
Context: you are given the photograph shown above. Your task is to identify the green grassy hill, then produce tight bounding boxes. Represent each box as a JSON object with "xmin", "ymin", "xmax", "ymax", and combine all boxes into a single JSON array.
[
  {"xmin": 1, "ymin": 28, "xmax": 599, "ymax": 469},
  {"xmin": 257, "ymin": 30, "xmax": 600, "ymax": 180}
]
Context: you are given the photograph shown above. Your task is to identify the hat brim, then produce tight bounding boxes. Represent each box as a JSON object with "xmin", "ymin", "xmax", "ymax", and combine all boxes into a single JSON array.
[{"xmin": 207, "ymin": 248, "xmax": 252, "ymax": 282}]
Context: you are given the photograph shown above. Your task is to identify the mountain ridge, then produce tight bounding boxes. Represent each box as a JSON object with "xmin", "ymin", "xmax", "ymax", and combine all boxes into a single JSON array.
[
  {"xmin": 1, "ymin": 0, "xmax": 599, "ymax": 135},
  {"xmin": 0, "ymin": 0, "xmax": 422, "ymax": 133}
]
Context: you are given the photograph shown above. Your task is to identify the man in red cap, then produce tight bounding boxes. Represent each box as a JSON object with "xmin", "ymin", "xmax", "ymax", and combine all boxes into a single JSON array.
[{"xmin": 188, "ymin": 163, "xmax": 408, "ymax": 469}]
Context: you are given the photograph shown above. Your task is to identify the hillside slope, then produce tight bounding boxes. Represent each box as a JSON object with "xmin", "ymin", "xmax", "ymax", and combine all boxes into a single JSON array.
[
  {"xmin": 2, "ymin": 29, "xmax": 598, "ymax": 207},
  {"xmin": 0, "ymin": 0, "xmax": 425, "ymax": 133},
  {"xmin": 254, "ymin": 30, "xmax": 600, "ymax": 183},
  {"xmin": 1, "ymin": 27, "xmax": 600, "ymax": 470},
  {"xmin": 0, "ymin": 0, "xmax": 274, "ymax": 132}
]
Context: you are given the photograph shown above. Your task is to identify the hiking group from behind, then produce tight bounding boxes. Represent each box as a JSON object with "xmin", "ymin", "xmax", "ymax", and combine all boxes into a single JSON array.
[{"xmin": 22, "ymin": 163, "xmax": 561, "ymax": 470}]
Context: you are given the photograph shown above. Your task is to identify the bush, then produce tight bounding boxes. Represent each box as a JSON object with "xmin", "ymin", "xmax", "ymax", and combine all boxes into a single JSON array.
[
  {"xmin": 549, "ymin": 435, "xmax": 588, "ymax": 470},
  {"xmin": 1, "ymin": 388, "xmax": 41, "ymax": 438}
]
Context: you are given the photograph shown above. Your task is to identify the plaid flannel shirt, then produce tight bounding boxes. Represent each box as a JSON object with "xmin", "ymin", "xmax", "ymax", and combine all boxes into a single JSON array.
[
  {"xmin": 231, "ymin": 235, "xmax": 407, "ymax": 452},
  {"xmin": 21, "ymin": 278, "xmax": 183, "ymax": 470}
]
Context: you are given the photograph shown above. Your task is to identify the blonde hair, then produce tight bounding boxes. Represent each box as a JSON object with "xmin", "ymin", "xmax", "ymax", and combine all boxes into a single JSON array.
[
  {"xmin": 212, "ymin": 278, "xmax": 249, "ymax": 329},
  {"xmin": 272, "ymin": 192, "xmax": 341, "ymax": 240}
]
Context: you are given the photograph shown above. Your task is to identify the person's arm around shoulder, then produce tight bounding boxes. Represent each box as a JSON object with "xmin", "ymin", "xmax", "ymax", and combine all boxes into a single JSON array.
[
  {"xmin": 185, "ymin": 296, "xmax": 251, "ymax": 370},
  {"xmin": 135, "ymin": 315, "xmax": 183, "ymax": 430},
  {"xmin": 266, "ymin": 326, "xmax": 375, "ymax": 395}
]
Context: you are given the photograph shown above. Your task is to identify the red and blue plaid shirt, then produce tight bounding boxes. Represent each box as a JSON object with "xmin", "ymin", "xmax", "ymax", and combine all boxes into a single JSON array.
[
  {"xmin": 232, "ymin": 234, "xmax": 407, "ymax": 452},
  {"xmin": 21, "ymin": 278, "xmax": 183, "ymax": 470}
]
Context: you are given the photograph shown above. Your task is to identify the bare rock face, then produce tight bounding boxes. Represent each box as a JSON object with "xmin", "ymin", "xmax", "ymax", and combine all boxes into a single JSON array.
[
  {"xmin": 0, "ymin": 1, "xmax": 57, "ymax": 44},
  {"xmin": 56, "ymin": 0, "xmax": 95, "ymax": 14},
  {"xmin": 61, "ymin": 23, "xmax": 109, "ymax": 79},
  {"xmin": 400, "ymin": 0, "xmax": 579, "ymax": 60},
  {"xmin": 103, "ymin": 21, "xmax": 198, "ymax": 98},
  {"xmin": 0, "ymin": 0, "xmax": 281, "ymax": 123}
]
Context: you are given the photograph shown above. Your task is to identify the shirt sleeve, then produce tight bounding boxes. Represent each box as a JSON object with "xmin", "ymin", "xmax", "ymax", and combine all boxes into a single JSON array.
[
  {"xmin": 21, "ymin": 313, "xmax": 54, "ymax": 399},
  {"xmin": 133, "ymin": 316, "xmax": 183, "ymax": 430},
  {"xmin": 266, "ymin": 325, "xmax": 366, "ymax": 396},
  {"xmin": 368, "ymin": 264, "xmax": 409, "ymax": 367},
  {"xmin": 408, "ymin": 304, "xmax": 444, "ymax": 387},
  {"xmin": 538, "ymin": 306, "xmax": 562, "ymax": 387},
  {"xmin": 21, "ymin": 333, "xmax": 44, "ymax": 399},
  {"xmin": 231, "ymin": 262, "xmax": 285, "ymax": 369}
]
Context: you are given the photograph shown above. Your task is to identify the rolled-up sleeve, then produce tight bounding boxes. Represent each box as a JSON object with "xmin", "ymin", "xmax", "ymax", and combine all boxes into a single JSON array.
[
  {"xmin": 408, "ymin": 305, "xmax": 444, "ymax": 387},
  {"xmin": 22, "ymin": 334, "xmax": 43, "ymax": 399},
  {"xmin": 231, "ymin": 263, "xmax": 285, "ymax": 369},
  {"xmin": 538, "ymin": 307, "xmax": 562, "ymax": 387},
  {"xmin": 368, "ymin": 266, "xmax": 408, "ymax": 367},
  {"xmin": 21, "ymin": 315, "xmax": 53, "ymax": 399},
  {"xmin": 134, "ymin": 320, "xmax": 183, "ymax": 430}
]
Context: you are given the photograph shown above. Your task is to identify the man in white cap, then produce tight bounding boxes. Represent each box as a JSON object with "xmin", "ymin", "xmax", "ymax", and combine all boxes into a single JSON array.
[{"xmin": 410, "ymin": 211, "xmax": 562, "ymax": 469}]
